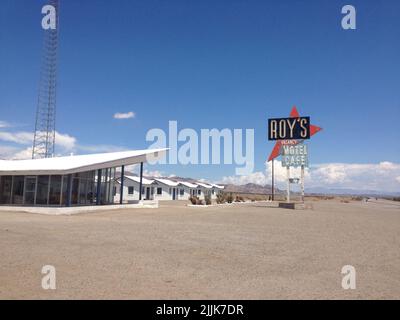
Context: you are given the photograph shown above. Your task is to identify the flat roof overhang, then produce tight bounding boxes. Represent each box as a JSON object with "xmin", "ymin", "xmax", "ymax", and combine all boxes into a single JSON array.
[{"xmin": 0, "ymin": 148, "xmax": 168, "ymax": 176}]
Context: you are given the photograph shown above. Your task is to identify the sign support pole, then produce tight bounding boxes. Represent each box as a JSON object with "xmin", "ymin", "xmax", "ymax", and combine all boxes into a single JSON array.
[
  {"xmin": 301, "ymin": 165, "xmax": 305, "ymax": 203},
  {"xmin": 286, "ymin": 166, "xmax": 290, "ymax": 203},
  {"xmin": 271, "ymin": 159, "xmax": 275, "ymax": 201}
]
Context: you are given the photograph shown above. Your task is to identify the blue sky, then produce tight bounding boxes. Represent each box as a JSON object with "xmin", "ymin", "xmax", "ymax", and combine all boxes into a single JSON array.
[{"xmin": 0, "ymin": 0, "xmax": 399, "ymax": 190}]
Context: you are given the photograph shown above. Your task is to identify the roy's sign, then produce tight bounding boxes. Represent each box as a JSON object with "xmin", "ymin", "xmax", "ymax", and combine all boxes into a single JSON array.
[{"xmin": 268, "ymin": 117, "xmax": 310, "ymax": 140}]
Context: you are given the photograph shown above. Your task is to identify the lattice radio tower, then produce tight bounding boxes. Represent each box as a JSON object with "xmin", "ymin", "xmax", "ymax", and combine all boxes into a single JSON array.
[{"xmin": 32, "ymin": 0, "xmax": 59, "ymax": 159}]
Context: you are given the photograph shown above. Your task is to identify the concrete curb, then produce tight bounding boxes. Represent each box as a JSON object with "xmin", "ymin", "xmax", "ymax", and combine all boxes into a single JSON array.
[{"xmin": 0, "ymin": 201, "xmax": 159, "ymax": 215}]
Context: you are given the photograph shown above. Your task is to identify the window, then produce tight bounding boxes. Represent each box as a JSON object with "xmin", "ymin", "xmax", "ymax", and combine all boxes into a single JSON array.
[
  {"xmin": 212, "ymin": 189, "xmax": 215, "ymax": 194},
  {"xmin": 24, "ymin": 176, "xmax": 36, "ymax": 205},
  {"xmin": 198, "ymin": 189, "xmax": 201, "ymax": 195},
  {"xmin": 128, "ymin": 186, "xmax": 134, "ymax": 195},
  {"xmin": 49, "ymin": 175, "xmax": 62, "ymax": 205},
  {"xmin": 157, "ymin": 187, "xmax": 162, "ymax": 195},
  {"xmin": 71, "ymin": 177, "xmax": 80, "ymax": 205},
  {"xmin": 36, "ymin": 175, "xmax": 50, "ymax": 205},
  {"xmin": 141, "ymin": 187, "xmax": 145, "ymax": 194},
  {"xmin": 78, "ymin": 178, "xmax": 87, "ymax": 204},
  {"xmin": 11, "ymin": 176, "xmax": 24, "ymax": 205},
  {"xmin": 180, "ymin": 189, "xmax": 184, "ymax": 196},
  {"xmin": 0, "ymin": 176, "xmax": 12, "ymax": 204}
]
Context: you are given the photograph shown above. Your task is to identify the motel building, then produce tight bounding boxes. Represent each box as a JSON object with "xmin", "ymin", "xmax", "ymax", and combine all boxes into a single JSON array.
[
  {"xmin": 114, "ymin": 176, "xmax": 224, "ymax": 203},
  {"xmin": 0, "ymin": 149, "xmax": 167, "ymax": 207}
]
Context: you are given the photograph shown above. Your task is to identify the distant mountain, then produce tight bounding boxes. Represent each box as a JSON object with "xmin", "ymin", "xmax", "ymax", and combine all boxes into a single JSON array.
[{"xmin": 222, "ymin": 183, "xmax": 284, "ymax": 195}]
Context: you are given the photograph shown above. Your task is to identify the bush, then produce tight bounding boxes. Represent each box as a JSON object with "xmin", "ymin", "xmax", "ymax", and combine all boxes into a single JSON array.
[
  {"xmin": 196, "ymin": 198, "xmax": 203, "ymax": 205},
  {"xmin": 189, "ymin": 196, "xmax": 198, "ymax": 205},
  {"xmin": 226, "ymin": 193, "xmax": 233, "ymax": 203},
  {"xmin": 204, "ymin": 195, "xmax": 211, "ymax": 205},
  {"xmin": 216, "ymin": 193, "xmax": 226, "ymax": 204}
]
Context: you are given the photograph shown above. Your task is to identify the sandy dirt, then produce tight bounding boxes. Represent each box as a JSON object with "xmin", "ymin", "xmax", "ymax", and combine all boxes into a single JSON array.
[{"xmin": 0, "ymin": 199, "xmax": 399, "ymax": 299}]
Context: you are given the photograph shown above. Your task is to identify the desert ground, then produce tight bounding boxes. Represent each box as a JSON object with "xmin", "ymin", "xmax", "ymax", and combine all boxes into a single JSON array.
[{"xmin": 0, "ymin": 198, "xmax": 399, "ymax": 299}]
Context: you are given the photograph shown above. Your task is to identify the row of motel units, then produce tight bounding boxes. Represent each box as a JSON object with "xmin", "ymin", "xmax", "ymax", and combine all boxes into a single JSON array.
[
  {"xmin": 0, "ymin": 149, "xmax": 168, "ymax": 207},
  {"xmin": 114, "ymin": 175, "xmax": 224, "ymax": 202}
]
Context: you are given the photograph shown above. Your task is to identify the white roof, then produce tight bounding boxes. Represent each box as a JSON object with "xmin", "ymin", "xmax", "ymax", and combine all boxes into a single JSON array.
[
  {"xmin": 0, "ymin": 148, "xmax": 168, "ymax": 176},
  {"xmin": 178, "ymin": 181, "xmax": 198, "ymax": 188},
  {"xmin": 211, "ymin": 184, "xmax": 225, "ymax": 189},
  {"xmin": 154, "ymin": 178, "xmax": 179, "ymax": 187},
  {"xmin": 123, "ymin": 175, "xmax": 155, "ymax": 185},
  {"xmin": 196, "ymin": 182, "xmax": 213, "ymax": 189}
]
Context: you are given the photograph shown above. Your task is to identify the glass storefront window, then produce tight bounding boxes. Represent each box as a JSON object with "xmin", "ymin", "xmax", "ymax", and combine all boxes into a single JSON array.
[
  {"xmin": 0, "ymin": 176, "xmax": 12, "ymax": 204},
  {"xmin": 49, "ymin": 175, "xmax": 62, "ymax": 205},
  {"xmin": 79, "ymin": 179, "xmax": 87, "ymax": 204},
  {"xmin": 36, "ymin": 176, "xmax": 50, "ymax": 205},
  {"xmin": 11, "ymin": 176, "xmax": 24, "ymax": 205},
  {"xmin": 61, "ymin": 175, "xmax": 69, "ymax": 206},
  {"xmin": 0, "ymin": 167, "xmax": 116, "ymax": 207},
  {"xmin": 71, "ymin": 177, "xmax": 79, "ymax": 205},
  {"xmin": 24, "ymin": 176, "xmax": 36, "ymax": 205}
]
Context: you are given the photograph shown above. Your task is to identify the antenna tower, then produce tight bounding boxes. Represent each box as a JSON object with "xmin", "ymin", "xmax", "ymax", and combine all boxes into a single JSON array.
[{"xmin": 32, "ymin": 0, "xmax": 59, "ymax": 159}]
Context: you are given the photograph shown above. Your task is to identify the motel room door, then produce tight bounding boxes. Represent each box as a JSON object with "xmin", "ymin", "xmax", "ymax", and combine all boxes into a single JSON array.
[
  {"xmin": 172, "ymin": 188, "xmax": 176, "ymax": 200},
  {"xmin": 145, "ymin": 187, "xmax": 150, "ymax": 200}
]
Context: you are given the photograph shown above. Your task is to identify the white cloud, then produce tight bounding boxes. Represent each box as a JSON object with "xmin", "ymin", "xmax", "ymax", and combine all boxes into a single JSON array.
[
  {"xmin": 0, "ymin": 130, "xmax": 127, "ymax": 160},
  {"xmin": 113, "ymin": 111, "xmax": 135, "ymax": 119},
  {"xmin": 0, "ymin": 146, "xmax": 21, "ymax": 159},
  {"xmin": 11, "ymin": 147, "xmax": 34, "ymax": 160},
  {"xmin": 221, "ymin": 171, "xmax": 268, "ymax": 186},
  {"xmin": 54, "ymin": 132, "xmax": 76, "ymax": 150},
  {"xmin": 77, "ymin": 144, "xmax": 127, "ymax": 153},
  {"xmin": 220, "ymin": 161, "xmax": 400, "ymax": 193},
  {"xmin": 0, "ymin": 121, "xmax": 11, "ymax": 128},
  {"xmin": 0, "ymin": 130, "xmax": 76, "ymax": 150},
  {"xmin": 143, "ymin": 169, "xmax": 164, "ymax": 177},
  {"xmin": 0, "ymin": 131, "xmax": 33, "ymax": 144}
]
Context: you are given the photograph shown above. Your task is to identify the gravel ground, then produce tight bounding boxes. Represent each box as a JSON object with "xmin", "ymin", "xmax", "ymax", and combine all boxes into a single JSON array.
[{"xmin": 0, "ymin": 199, "xmax": 399, "ymax": 299}]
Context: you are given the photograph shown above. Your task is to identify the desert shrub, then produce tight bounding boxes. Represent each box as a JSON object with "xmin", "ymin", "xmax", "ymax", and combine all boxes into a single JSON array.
[
  {"xmin": 189, "ymin": 196, "xmax": 198, "ymax": 205},
  {"xmin": 196, "ymin": 198, "xmax": 203, "ymax": 205},
  {"xmin": 235, "ymin": 195, "xmax": 244, "ymax": 202},
  {"xmin": 351, "ymin": 196, "xmax": 363, "ymax": 201},
  {"xmin": 216, "ymin": 193, "xmax": 226, "ymax": 204},
  {"xmin": 204, "ymin": 195, "xmax": 211, "ymax": 205},
  {"xmin": 226, "ymin": 193, "xmax": 233, "ymax": 203}
]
